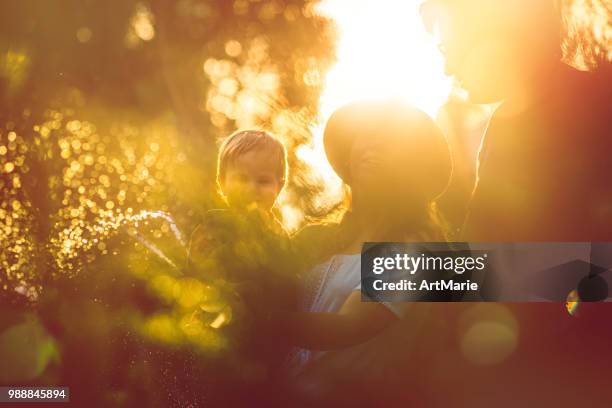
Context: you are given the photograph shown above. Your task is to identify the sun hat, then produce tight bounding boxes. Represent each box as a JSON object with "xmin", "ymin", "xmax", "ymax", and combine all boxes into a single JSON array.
[{"xmin": 323, "ymin": 101, "xmax": 453, "ymax": 201}]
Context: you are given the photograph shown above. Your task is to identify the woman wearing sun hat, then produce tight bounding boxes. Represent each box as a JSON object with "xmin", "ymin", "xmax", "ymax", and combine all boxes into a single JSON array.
[
  {"xmin": 266, "ymin": 101, "xmax": 454, "ymax": 387},
  {"xmin": 294, "ymin": 100, "xmax": 453, "ymax": 260}
]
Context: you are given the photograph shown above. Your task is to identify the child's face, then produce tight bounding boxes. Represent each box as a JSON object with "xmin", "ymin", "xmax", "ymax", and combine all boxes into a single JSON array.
[{"xmin": 221, "ymin": 149, "xmax": 283, "ymax": 211}]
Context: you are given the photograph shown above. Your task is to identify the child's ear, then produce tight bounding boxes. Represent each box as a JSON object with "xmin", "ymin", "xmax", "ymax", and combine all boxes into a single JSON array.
[
  {"xmin": 217, "ymin": 177, "xmax": 226, "ymax": 194},
  {"xmin": 216, "ymin": 180, "xmax": 229, "ymax": 205}
]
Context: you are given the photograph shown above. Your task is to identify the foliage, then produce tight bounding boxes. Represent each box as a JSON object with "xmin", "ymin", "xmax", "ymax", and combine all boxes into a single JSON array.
[{"xmin": 0, "ymin": 1, "xmax": 334, "ymax": 405}]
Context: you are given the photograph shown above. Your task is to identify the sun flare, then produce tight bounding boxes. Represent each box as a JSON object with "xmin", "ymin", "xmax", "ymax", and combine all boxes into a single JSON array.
[
  {"xmin": 292, "ymin": 0, "xmax": 453, "ymax": 226},
  {"xmin": 317, "ymin": 0, "xmax": 452, "ymax": 119}
]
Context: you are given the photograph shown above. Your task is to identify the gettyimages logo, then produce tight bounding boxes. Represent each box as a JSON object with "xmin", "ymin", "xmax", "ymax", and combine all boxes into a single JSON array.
[
  {"xmin": 361, "ymin": 243, "xmax": 490, "ymax": 302},
  {"xmin": 371, "ymin": 252, "xmax": 488, "ymax": 275},
  {"xmin": 361, "ymin": 242, "xmax": 612, "ymax": 303}
]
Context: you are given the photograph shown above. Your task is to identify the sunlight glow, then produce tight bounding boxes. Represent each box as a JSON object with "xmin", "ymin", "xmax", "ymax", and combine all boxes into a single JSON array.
[
  {"xmin": 301, "ymin": 0, "xmax": 453, "ymax": 206},
  {"xmin": 317, "ymin": 0, "xmax": 451, "ymax": 120}
]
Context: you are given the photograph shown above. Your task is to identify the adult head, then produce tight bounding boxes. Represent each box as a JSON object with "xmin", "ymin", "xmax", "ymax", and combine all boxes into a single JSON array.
[
  {"xmin": 420, "ymin": 0, "xmax": 562, "ymax": 103},
  {"xmin": 324, "ymin": 101, "xmax": 452, "ymax": 236}
]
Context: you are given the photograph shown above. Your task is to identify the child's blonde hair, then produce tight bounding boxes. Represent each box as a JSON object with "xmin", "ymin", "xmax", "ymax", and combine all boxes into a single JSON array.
[{"xmin": 216, "ymin": 130, "xmax": 288, "ymax": 189}]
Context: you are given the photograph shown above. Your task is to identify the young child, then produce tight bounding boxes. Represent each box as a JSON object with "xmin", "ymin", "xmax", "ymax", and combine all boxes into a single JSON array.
[
  {"xmin": 187, "ymin": 130, "xmax": 297, "ymax": 387},
  {"xmin": 188, "ymin": 130, "xmax": 288, "ymax": 257},
  {"xmin": 217, "ymin": 130, "xmax": 287, "ymax": 215}
]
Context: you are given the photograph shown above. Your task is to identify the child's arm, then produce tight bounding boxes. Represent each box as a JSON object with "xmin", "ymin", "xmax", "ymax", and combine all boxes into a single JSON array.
[
  {"xmin": 187, "ymin": 210, "xmax": 236, "ymax": 269},
  {"xmin": 186, "ymin": 223, "xmax": 215, "ymax": 268},
  {"xmin": 270, "ymin": 291, "xmax": 398, "ymax": 350}
]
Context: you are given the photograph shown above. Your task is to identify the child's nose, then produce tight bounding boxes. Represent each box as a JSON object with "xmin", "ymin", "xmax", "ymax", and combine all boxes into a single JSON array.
[{"xmin": 246, "ymin": 180, "xmax": 261, "ymax": 195}]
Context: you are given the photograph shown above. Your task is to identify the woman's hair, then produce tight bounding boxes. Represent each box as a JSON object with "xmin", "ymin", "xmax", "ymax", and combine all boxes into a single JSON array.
[
  {"xmin": 338, "ymin": 199, "xmax": 450, "ymax": 244},
  {"xmin": 216, "ymin": 130, "xmax": 288, "ymax": 188},
  {"xmin": 293, "ymin": 199, "xmax": 451, "ymax": 271}
]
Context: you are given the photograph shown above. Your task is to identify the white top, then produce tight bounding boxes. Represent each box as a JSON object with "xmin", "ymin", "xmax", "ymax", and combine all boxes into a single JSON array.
[
  {"xmin": 303, "ymin": 254, "xmax": 360, "ymax": 315},
  {"xmin": 289, "ymin": 253, "xmax": 409, "ymax": 372},
  {"xmin": 302, "ymin": 253, "xmax": 407, "ymax": 317}
]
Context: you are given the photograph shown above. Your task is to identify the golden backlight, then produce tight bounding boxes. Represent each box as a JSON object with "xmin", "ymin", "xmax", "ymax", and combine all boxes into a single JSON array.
[
  {"xmin": 290, "ymin": 0, "xmax": 452, "ymax": 226},
  {"xmin": 317, "ymin": 0, "xmax": 451, "ymax": 118}
]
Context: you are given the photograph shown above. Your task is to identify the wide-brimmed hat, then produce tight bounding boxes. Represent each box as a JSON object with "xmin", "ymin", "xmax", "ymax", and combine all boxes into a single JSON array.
[{"xmin": 323, "ymin": 101, "xmax": 452, "ymax": 201}]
